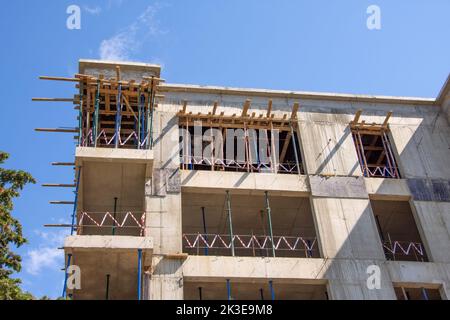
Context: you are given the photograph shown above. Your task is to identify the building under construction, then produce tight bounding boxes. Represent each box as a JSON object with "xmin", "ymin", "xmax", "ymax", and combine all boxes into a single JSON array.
[{"xmin": 35, "ymin": 60, "xmax": 450, "ymax": 300}]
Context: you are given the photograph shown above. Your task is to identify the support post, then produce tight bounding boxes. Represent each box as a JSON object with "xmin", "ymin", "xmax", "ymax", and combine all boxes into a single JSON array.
[
  {"xmin": 105, "ymin": 274, "xmax": 110, "ymax": 300},
  {"xmin": 226, "ymin": 279, "xmax": 231, "ymax": 301},
  {"xmin": 147, "ymin": 78, "xmax": 156, "ymax": 150},
  {"xmin": 93, "ymin": 80, "xmax": 100, "ymax": 147},
  {"xmin": 114, "ymin": 84, "xmax": 122, "ymax": 148},
  {"xmin": 269, "ymin": 280, "xmax": 275, "ymax": 301},
  {"xmin": 137, "ymin": 249, "xmax": 142, "ymax": 301},
  {"xmin": 226, "ymin": 191, "xmax": 235, "ymax": 257},
  {"xmin": 264, "ymin": 191, "xmax": 276, "ymax": 258},
  {"xmin": 421, "ymin": 288, "xmax": 429, "ymax": 300},
  {"xmin": 201, "ymin": 207, "xmax": 208, "ymax": 256},
  {"xmin": 78, "ymin": 82, "xmax": 84, "ymax": 146},
  {"xmin": 62, "ymin": 253, "xmax": 72, "ymax": 299},
  {"xmin": 137, "ymin": 90, "xmax": 142, "ymax": 149},
  {"xmin": 290, "ymin": 124, "xmax": 301, "ymax": 174},
  {"xmin": 198, "ymin": 287, "xmax": 203, "ymax": 300},
  {"xmin": 70, "ymin": 167, "xmax": 82, "ymax": 235}
]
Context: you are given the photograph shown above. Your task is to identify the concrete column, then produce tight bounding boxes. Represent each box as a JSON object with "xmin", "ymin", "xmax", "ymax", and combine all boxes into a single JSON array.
[
  {"xmin": 411, "ymin": 201, "xmax": 450, "ymax": 263},
  {"xmin": 298, "ymin": 112, "xmax": 395, "ymax": 299},
  {"xmin": 297, "ymin": 113, "xmax": 361, "ymax": 176},
  {"xmin": 144, "ymin": 109, "xmax": 184, "ymax": 300}
]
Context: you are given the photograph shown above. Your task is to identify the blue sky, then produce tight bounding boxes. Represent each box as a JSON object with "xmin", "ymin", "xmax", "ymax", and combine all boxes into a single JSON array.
[{"xmin": 0, "ymin": 0, "xmax": 449, "ymax": 298}]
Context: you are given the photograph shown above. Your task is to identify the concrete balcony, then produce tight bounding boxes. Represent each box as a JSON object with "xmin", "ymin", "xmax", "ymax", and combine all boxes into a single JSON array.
[
  {"xmin": 64, "ymin": 235, "xmax": 153, "ymax": 300},
  {"xmin": 75, "ymin": 146, "xmax": 154, "ymax": 174}
]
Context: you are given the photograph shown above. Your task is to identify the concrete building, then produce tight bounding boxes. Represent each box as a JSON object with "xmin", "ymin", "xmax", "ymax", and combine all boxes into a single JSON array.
[{"xmin": 38, "ymin": 60, "xmax": 450, "ymax": 300}]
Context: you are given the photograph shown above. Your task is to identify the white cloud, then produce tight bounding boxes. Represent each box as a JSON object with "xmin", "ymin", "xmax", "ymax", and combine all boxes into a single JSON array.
[
  {"xmin": 99, "ymin": 4, "xmax": 166, "ymax": 61},
  {"xmin": 23, "ymin": 229, "xmax": 70, "ymax": 275},
  {"xmin": 25, "ymin": 247, "xmax": 61, "ymax": 275},
  {"xmin": 84, "ymin": 5, "xmax": 102, "ymax": 15}
]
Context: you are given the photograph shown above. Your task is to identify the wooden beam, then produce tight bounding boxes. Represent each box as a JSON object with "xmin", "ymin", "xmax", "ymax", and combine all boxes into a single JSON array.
[
  {"xmin": 39, "ymin": 76, "xmax": 80, "ymax": 82},
  {"xmin": 212, "ymin": 101, "xmax": 218, "ymax": 115},
  {"xmin": 116, "ymin": 66, "xmax": 121, "ymax": 81},
  {"xmin": 353, "ymin": 109, "xmax": 363, "ymax": 124},
  {"xmin": 35, "ymin": 128, "xmax": 77, "ymax": 133},
  {"xmin": 291, "ymin": 102, "xmax": 299, "ymax": 119},
  {"xmin": 279, "ymin": 131, "xmax": 292, "ymax": 163},
  {"xmin": 382, "ymin": 111, "xmax": 393, "ymax": 127},
  {"xmin": 49, "ymin": 201, "xmax": 75, "ymax": 205},
  {"xmin": 267, "ymin": 100, "xmax": 273, "ymax": 118},
  {"xmin": 51, "ymin": 162, "xmax": 75, "ymax": 166},
  {"xmin": 42, "ymin": 184, "xmax": 76, "ymax": 188},
  {"xmin": 242, "ymin": 99, "xmax": 251, "ymax": 117},
  {"xmin": 375, "ymin": 151, "xmax": 386, "ymax": 165},
  {"xmin": 181, "ymin": 101, "xmax": 187, "ymax": 114},
  {"xmin": 122, "ymin": 95, "xmax": 138, "ymax": 121},
  {"xmin": 32, "ymin": 98, "xmax": 74, "ymax": 102}
]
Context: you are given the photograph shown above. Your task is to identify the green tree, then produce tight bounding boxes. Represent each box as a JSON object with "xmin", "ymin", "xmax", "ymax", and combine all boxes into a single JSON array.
[{"xmin": 0, "ymin": 151, "xmax": 36, "ymax": 300}]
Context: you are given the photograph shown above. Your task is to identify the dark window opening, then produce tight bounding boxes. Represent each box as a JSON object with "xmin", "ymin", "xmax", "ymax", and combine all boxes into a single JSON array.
[
  {"xmin": 352, "ymin": 130, "xmax": 400, "ymax": 178},
  {"xmin": 394, "ymin": 286, "xmax": 442, "ymax": 300},
  {"xmin": 371, "ymin": 200, "xmax": 428, "ymax": 262}
]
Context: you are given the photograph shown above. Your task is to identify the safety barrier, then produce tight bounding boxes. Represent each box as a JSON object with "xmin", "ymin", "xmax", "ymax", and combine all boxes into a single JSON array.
[
  {"xmin": 77, "ymin": 211, "xmax": 146, "ymax": 236},
  {"xmin": 81, "ymin": 129, "xmax": 149, "ymax": 148},
  {"xmin": 181, "ymin": 155, "xmax": 301, "ymax": 174},
  {"xmin": 183, "ymin": 233, "xmax": 317, "ymax": 257},
  {"xmin": 382, "ymin": 240, "xmax": 426, "ymax": 261}
]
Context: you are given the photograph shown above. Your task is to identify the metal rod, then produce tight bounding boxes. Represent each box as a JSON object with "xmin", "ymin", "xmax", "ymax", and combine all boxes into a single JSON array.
[
  {"xmin": 401, "ymin": 287, "xmax": 409, "ymax": 300},
  {"xmin": 93, "ymin": 80, "xmax": 100, "ymax": 147},
  {"xmin": 112, "ymin": 197, "xmax": 118, "ymax": 235},
  {"xmin": 265, "ymin": 191, "xmax": 276, "ymax": 258},
  {"xmin": 383, "ymin": 132, "xmax": 400, "ymax": 178},
  {"xmin": 105, "ymin": 274, "xmax": 110, "ymax": 300},
  {"xmin": 137, "ymin": 90, "xmax": 142, "ymax": 149},
  {"xmin": 353, "ymin": 132, "xmax": 365, "ymax": 174},
  {"xmin": 62, "ymin": 253, "xmax": 72, "ymax": 298},
  {"xmin": 421, "ymin": 288, "xmax": 429, "ymax": 300},
  {"xmin": 71, "ymin": 167, "xmax": 82, "ymax": 235},
  {"xmin": 269, "ymin": 280, "xmax": 275, "ymax": 300},
  {"xmin": 148, "ymin": 78, "xmax": 156, "ymax": 150},
  {"xmin": 290, "ymin": 124, "xmax": 301, "ymax": 174},
  {"xmin": 380, "ymin": 133, "xmax": 394, "ymax": 177},
  {"xmin": 137, "ymin": 249, "xmax": 142, "ymax": 301},
  {"xmin": 357, "ymin": 131, "xmax": 370, "ymax": 177},
  {"xmin": 260, "ymin": 288, "xmax": 264, "ymax": 300},
  {"xmin": 78, "ymin": 82, "xmax": 84, "ymax": 146},
  {"xmin": 198, "ymin": 287, "xmax": 203, "ymax": 300},
  {"xmin": 226, "ymin": 191, "xmax": 235, "ymax": 257},
  {"xmin": 307, "ymin": 239, "xmax": 313, "ymax": 258},
  {"xmin": 150, "ymin": 80, "xmax": 157, "ymax": 149},
  {"xmin": 226, "ymin": 279, "xmax": 231, "ymax": 301},
  {"xmin": 115, "ymin": 84, "xmax": 122, "ymax": 148},
  {"xmin": 201, "ymin": 207, "xmax": 208, "ymax": 256}
]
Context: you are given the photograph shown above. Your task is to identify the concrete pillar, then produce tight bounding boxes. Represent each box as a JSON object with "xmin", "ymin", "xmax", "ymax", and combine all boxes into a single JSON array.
[
  {"xmin": 298, "ymin": 113, "xmax": 395, "ymax": 299},
  {"xmin": 411, "ymin": 201, "xmax": 450, "ymax": 263},
  {"xmin": 297, "ymin": 113, "xmax": 361, "ymax": 176},
  {"xmin": 144, "ymin": 109, "xmax": 184, "ymax": 300}
]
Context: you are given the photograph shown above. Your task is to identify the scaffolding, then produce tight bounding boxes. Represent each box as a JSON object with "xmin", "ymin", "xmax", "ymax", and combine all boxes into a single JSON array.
[
  {"xmin": 179, "ymin": 100, "xmax": 304, "ymax": 174},
  {"xmin": 34, "ymin": 68, "xmax": 164, "ymax": 150},
  {"xmin": 351, "ymin": 110, "xmax": 400, "ymax": 178}
]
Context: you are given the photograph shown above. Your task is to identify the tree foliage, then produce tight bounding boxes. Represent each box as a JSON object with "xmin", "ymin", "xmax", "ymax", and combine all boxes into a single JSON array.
[{"xmin": 0, "ymin": 151, "xmax": 36, "ymax": 300}]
